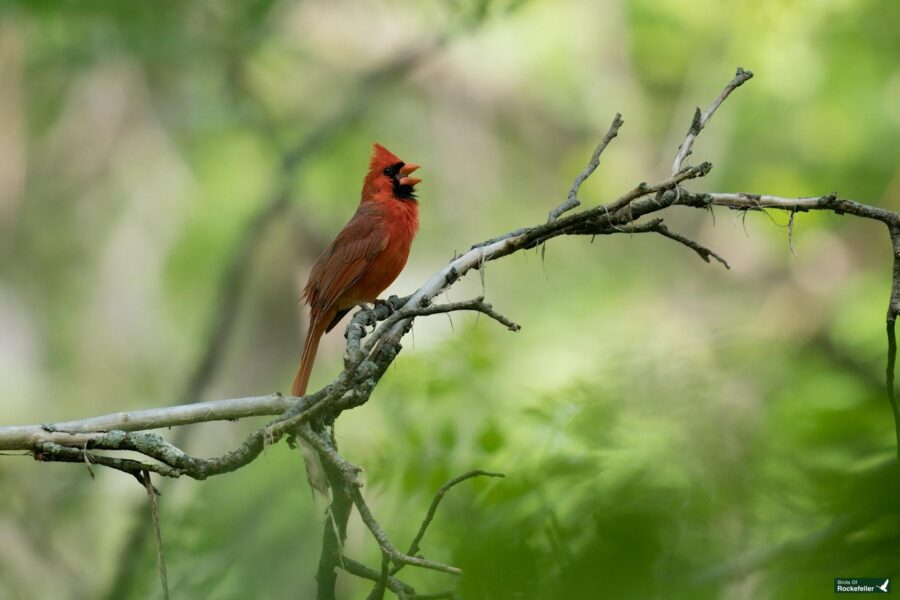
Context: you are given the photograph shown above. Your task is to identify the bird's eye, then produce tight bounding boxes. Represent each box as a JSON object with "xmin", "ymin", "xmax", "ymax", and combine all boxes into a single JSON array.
[{"xmin": 382, "ymin": 162, "xmax": 404, "ymax": 178}]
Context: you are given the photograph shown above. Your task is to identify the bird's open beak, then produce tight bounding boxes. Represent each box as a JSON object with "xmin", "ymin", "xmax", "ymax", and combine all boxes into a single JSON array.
[{"xmin": 398, "ymin": 163, "xmax": 421, "ymax": 187}]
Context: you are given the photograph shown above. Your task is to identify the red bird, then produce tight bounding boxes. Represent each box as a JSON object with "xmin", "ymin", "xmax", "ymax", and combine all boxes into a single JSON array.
[{"xmin": 291, "ymin": 143, "xmax": 420, "ymax": 492}]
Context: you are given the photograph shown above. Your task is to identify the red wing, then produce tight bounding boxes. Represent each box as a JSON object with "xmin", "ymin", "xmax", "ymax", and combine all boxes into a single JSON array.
[{"xmin": 304, "ymin": 208, "xmax": 387, "ymax": 315}]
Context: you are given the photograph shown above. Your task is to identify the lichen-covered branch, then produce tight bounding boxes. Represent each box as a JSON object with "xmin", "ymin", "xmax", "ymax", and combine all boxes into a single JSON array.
[{"xmin": 0, "ymin": 394, "xmax": 293, "ymax": 451}]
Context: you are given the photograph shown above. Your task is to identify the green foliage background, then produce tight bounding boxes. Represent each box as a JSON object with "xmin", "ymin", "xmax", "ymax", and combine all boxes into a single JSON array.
[{"xmin": 0, "ymin": 0, "xmax": 898, "ymax": 598}]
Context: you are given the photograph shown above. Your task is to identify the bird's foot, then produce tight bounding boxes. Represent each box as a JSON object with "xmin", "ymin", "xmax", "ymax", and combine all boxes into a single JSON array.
[
  {"xmin": 353, "ymin": 302, "xmax": 380, "ymax": 327},
  {"xmin": 355, "ymin": 302, "xmax": 374, "ymax": 310},
  {"xmin": 353, "ymin": 297, "xmax": 403, "ymax": 325},
  {"xmin": 374, "ymin": 297, "xmax": 402, "ymax": 318}
]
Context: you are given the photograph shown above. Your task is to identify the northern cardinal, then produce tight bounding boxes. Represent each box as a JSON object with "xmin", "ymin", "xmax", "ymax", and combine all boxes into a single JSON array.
[{"xmin": 292, "ymin": 143, "xmax": 421, "ymax": 494}]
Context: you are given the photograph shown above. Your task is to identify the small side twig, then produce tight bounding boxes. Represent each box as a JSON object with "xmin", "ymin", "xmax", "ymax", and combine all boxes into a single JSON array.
[
  {"xmin": 605, "ymin": 218, "xmax": 730, "ymax": 269},
  {"xmin": 548, "ymin": 112, "xmax": 624, "ymax": 222},
  {"xmin": 393, "ymin": 470, "xmax": 505, "ymax": 575},
  {"xmin": 601, "ymin": 161, "xmax": 713, "ymax": 216},
  {"xmin": 341, "ymin": 555, "xmax": 415, "ymax": 599},
  {"xmin": 348, "ymin": 486, "xmax": 462, "ymax": 575},
  {"xmin": 650, "ymin": 223, "xmax": 730, "ymax": 270},
  {"xmin": 672, "ymin": 67, "xmax": 753, "ymax": 175},
  {"xmin": 365, "ymin": 551, "xmax": 391, "ymax": 600},
  {"xmin": 363, "ymin": 297, "xmax": 520, "ymax": 356},
  {"xmin": 310, "ymin": 433, "xmax": 466, "ymax": 576}
]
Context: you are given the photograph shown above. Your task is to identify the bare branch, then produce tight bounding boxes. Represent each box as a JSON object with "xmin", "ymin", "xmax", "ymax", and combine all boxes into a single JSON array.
[
  {"xmin": 394, "ymin": 470, "xmax": 505, "ymax": 575},
  {"xmin": 0, "ymin": 394, "xmax": 293, "ymax": 451},
  {"xmin": 613, "ymin": 218, "xmax": 729, "ymax": 269},
  {"xmin": 305, "ymin": 428, "xmax": 463, "ymax": 575},
  {"xmin": 696, "ymin": 192, "xmax": 899, "ymax": 225},
  {"xmin": 654, "ymin": 224, "xmax": 730, "ymax": 269},
  {"xmin": 548, "ymin": 113, "xmax": 624, "ymax": 222},
  {"xmin": 672, "ymin": 67, "xmax": 753, "ymax": 174},
  {"xmin": 364, "ymin": 297, "xmax": 520, "ymax": 355},
  {"xmin": 599, "ymin": 161, "xmax": 712, "ymax": 217},
  {"xmin": 365, "ymin": 552, "xmax": 391, "ymax": 600},
  {"xmin": 349, "ymin": 485, "xmax": 462, "ymax": 575},
  {"xmin": 341, "ymin": 556, "xmax": 414, "ymax": 599}
]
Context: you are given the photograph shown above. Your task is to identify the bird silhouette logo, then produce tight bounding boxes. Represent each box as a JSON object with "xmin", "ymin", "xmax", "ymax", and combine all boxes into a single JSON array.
[{"xmin": 878, "ymin": 579, "xmax": 890, "ymax": 592}]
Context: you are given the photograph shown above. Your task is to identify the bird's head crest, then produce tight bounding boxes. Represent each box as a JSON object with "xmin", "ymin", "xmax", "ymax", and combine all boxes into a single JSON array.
[{"xmin": 364, "ymin": 142, "xmax": 421, "ymax": 202}]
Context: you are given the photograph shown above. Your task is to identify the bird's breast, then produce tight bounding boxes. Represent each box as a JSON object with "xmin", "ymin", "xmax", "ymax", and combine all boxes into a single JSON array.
[{"xmin": 339, "ymin": 203, "xmax": 418, "ymax": 307}]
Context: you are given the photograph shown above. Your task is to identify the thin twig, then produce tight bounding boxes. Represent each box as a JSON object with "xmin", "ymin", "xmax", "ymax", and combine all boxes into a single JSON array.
[
  {"xmin": 672, "ymin": 67, "xmax": 753, "ymax": 174},
  {"xmin": 655, "ymin": 226, "xmax": 729, "ymax": 269},
  {"xmin": 298, "ymin": 424, "xmax": 464, "ymax": 576},
  {"xmin": 365, "ymin": 552, "xmax": 391, "ymax": 600},
  {"xmin": 349, "ymin": 486, "xmax": 462, "ymax": 575},
  {"xmin": 393, "ymin": 470, "xmax": 505, "ymax": 575},
  {"xmin": 341, "ymin": 555, "xmax": 415, "ymax": 599},
  {"xmin": 548, "ymin": 113, "xmax": 624, "ymax": 222},
  {"xmin": 593, "ymin": 217, "xmax": 730, "ymax": 269},
  {"xmin": 621, "ymin": 220, "xmax": 730, "ymax": 270},
  {"xmin": 602, "ymin": 161, "xmax": 713, "ymax": 216},
  {"xmin": 364, "ymin": 297, "xmax": 520, "ymax": 355},
  {"xmin": 305, "ymin": 427, "xmax": 463, "ymax": 574}
]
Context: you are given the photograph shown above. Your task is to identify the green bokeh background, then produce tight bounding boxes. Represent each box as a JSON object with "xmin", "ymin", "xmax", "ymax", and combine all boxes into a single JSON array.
[{"xmin": 1, "ymin": 1, "xmax": 899, "ymax": 598}]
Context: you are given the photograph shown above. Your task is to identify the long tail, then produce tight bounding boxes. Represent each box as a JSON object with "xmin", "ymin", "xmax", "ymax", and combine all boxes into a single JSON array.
[
  {"xmin": 292, "ymin": 315, "xmax": 326, "ymax": 397},
  {"xmin": 292, "ymin": 315, "xmax": 330, "ymax": 498}
]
